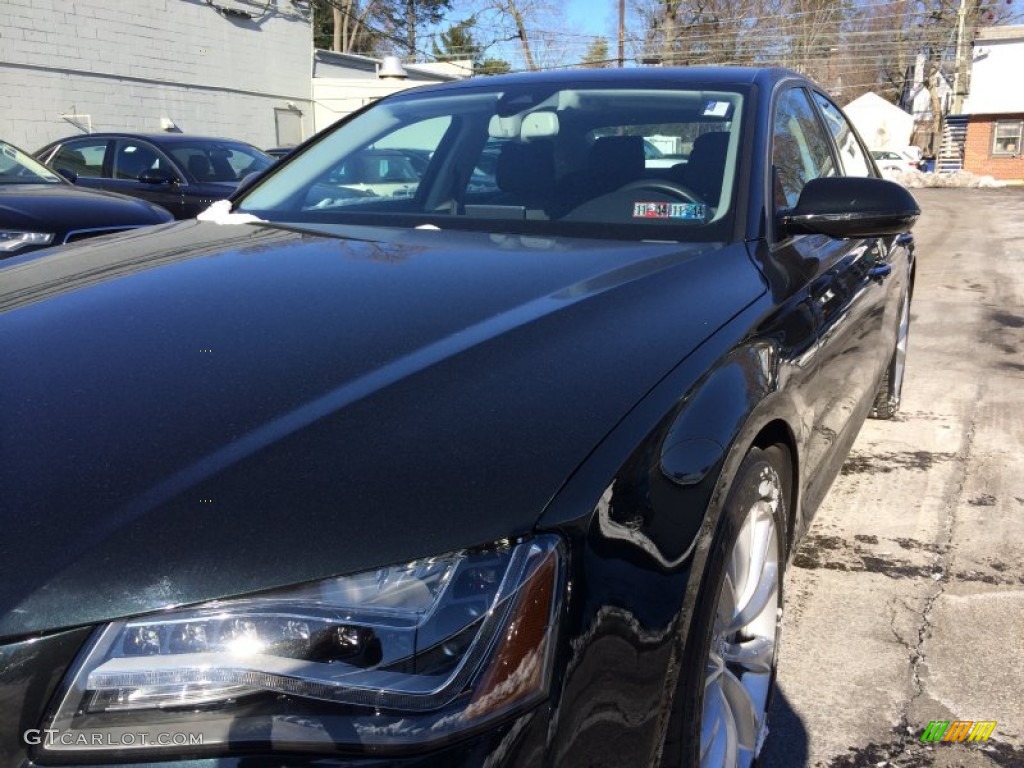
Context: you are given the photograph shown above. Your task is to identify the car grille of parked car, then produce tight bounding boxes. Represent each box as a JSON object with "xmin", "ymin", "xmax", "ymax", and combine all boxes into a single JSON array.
[{"xmin": 63, "ymin": 225, "xmax": 148, "ymax": 244}]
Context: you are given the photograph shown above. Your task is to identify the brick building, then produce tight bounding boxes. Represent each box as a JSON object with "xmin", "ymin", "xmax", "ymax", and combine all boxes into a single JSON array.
[
  {"xmin": 0, "ymin": 0, "xmax": 314, "ymax": 152},
  {"xmin": 961, "ymin": 25, "xmax": 1024, "ymax": 182}
]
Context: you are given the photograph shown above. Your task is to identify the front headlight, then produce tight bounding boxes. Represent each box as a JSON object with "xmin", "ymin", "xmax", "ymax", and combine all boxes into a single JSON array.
[
  {"xmin": 40, "ymin": 536, "xmax": 563, "ymax": 759},
  {"xmin": 0, "ymin": 230, "xmax": 54, "ymax": 253}
]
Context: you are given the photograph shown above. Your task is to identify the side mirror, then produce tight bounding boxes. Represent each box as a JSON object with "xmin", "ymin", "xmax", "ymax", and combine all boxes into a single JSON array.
[
  {"xmin": 56, "ymin": 167, "xmax": 78, "ymax": 184},
  {"xmin": 138, "ymin": 168, "xmax": 178, "ymax": 185},
  {"xmin": 779, "ymin": 176, "xmax": 920, "ymax": 239},
  {"xmin": 233, "ymin": 170, "xmax": 264, "ymax": 198}
]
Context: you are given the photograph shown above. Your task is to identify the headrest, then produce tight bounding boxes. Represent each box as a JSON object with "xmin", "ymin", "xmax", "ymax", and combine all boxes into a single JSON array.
[
  {"xmin": 188, "ymin": 154, "xmax": 213, "ymax": 180},
  {"xmin": 588, "ymin": 135, "xmax": 645, "ymax": 182},
  {"xmin": 488, "ymin": 115, "xmax": 522, "ymax": 139},
  {"xmin": 495, "ymin": 141, "xmax": 555, "ymax": 196},
  {"xmin": 690, "ymin": 131, "xmax": 729, "ymax": 163}
]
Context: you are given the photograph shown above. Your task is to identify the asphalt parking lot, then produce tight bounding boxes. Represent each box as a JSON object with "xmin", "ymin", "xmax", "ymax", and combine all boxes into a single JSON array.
[{"xmin": 762, "ymin": 188, "xmax": 1024, "ymax": 767}]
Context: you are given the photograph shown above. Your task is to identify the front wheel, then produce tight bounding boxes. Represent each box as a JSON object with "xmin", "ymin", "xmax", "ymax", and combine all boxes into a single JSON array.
[
  {"xmin": 871, "ymin": 286, "xmax": 911, "ymax": 419},
  {"xmin": 662, "ymin": 445, "xmax": 789, "ymax": 768}
]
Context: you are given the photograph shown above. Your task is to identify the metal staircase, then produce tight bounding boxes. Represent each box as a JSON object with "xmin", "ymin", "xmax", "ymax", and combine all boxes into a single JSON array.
[{"xmin": 936, "ymin": 115, "xmax": 968, "ymax": 173}]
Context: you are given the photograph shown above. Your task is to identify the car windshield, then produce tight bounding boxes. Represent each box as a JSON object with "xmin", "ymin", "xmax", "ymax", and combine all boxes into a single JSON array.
[
  {"xmin": 0, "ymin": 141, "xmax": 62, "ymax": 185},
  {"xmin": 238, "ymin": 82, "xmax": 747, "ymax": 242},
  {"xmin": 166, "ymin": 141, "xmax": 274, "ymax": 183}
]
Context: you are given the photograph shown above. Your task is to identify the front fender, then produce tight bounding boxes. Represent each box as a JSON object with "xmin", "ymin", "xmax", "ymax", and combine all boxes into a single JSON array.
[{"xmin": 535, "ymin": 307, "xmax": 807, "ymax": 766}]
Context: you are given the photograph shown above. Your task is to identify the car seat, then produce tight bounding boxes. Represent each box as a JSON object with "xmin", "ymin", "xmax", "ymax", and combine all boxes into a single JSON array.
[
  {"xmin": 680, "ymin": 132, "xmax": 730, "ymax": 204},
  {"xmin": 493, "ymin": 140, "xmax": 556, "ymax": 213},
  {"xmin": 560, "ymin": 135, "xmax": 646, "ymax": 212},
  {"xmin": 188, "ymin": 154, "xmax": 214, "ymax": 182}
]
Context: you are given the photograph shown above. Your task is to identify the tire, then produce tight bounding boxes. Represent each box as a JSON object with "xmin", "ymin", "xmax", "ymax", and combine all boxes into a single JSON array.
[
  {"xmin": 870, "ymin": 286, "xmax": 910, "ymax": 420},
  {"xmin": 661, "ymin": 445, "xmax": 790, "ymax": 768}
]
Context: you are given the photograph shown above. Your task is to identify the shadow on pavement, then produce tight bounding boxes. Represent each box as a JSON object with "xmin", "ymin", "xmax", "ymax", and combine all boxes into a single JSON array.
[{"xmin": 760, "ymin": 684, "xmax": 810, "ymax": 767}]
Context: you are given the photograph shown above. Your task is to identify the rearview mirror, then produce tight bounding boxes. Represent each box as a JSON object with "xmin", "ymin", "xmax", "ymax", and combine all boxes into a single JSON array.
[
  {"xmin": 779, "ymin": 176, "xmax": 920, "ymax": 239},
  {"xmin": 56, "ymin": 167, "xmax": 78, "ymax": 184}
]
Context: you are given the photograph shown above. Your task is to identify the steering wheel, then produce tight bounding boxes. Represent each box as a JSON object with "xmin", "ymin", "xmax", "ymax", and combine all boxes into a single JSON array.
[{"xmin": 618, "ymin": 178, "xmax": 706, "ymax": 206}]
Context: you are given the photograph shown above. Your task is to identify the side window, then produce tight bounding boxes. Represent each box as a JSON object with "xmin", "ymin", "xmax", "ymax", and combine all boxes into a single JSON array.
[
  {"xmin": 469, "ymin": 136, "xmax": 507, "ymax": 194},
  {"xmin": 113, "ymin": 140, "xmax": 168, "ymax": 180},
  {"xmin": 812, "ymin": 92, "xmax": 872, "ymax": 177},
  {"xmin": 772, "ymin": 88, "xmax": 836, "ymax": 210},
  {"xmin": 50, "ymin": 139, "xmax": 108, "ymax": 178},
  {"xmin": 317, "ymin": 116, "xmax": 452, "ymax": 203}
]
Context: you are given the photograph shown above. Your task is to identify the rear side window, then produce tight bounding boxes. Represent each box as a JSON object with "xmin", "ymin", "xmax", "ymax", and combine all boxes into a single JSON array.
[
  {"xmin": 812, "ymin": 93, "xmax": 872, "ymax": 177},
  {"xmin": 50, "ymin": 140, "xmax": 107, "ymax": 178},
  {"xmin": 772, "ymin": 88, "xmax": 836, "ymax": 209}
]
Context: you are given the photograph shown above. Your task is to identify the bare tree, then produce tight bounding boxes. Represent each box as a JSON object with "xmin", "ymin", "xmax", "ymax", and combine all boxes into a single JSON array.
[
  {"xmin": 314, "ymin": 0, "xmax": 385, "ymax": 53},
  {"xmin": 637, "ymin": 0, "xmax": 777, "ymax": 67},
  {"xmin": 471, "ymin": 0, "xmax": 566, "ymax": 71},
  {"xmin": 779, "ymin": 0, "xmax": 844, "ymax": 85}
]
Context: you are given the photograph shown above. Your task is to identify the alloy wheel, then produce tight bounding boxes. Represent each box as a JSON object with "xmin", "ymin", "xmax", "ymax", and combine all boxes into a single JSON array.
[
  {"xmin": 891, "ymin": 290, "xmax": 910, "ymax": 409},
  {"xmin": 700, "ymin": 465, "xmax": 781, "ymax": 768}
]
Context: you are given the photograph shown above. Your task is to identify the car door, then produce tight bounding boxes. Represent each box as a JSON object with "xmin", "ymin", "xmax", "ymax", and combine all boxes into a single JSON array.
[
  {"xmin": 811, "ymin": 90, "xmax": 912, "ymax": 370},
  {"xmin": 106, "ymin": 139, "xmax": 186, "ymax": 217},
  {"xmin": 768, "ymin": 85, "xmax": 893, "ymax": 513}
]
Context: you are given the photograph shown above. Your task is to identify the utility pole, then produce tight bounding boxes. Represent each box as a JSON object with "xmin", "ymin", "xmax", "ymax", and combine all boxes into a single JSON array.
[
  {"xmin": 618, "ymin": 0, "xmax": 625, "ymax": 67},
  {"xmin": 951, "ymin": 0, "xmax": 971, "ymax": 114}
]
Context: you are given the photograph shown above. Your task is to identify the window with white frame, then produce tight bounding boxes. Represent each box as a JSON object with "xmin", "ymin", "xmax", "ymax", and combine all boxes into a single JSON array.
[{"xmin": 992, "ymin": 120, "xmax": 1022, "ymax": 155}]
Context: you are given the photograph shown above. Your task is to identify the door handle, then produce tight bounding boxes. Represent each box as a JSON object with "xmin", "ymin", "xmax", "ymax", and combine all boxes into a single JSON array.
[
  {"xmin": 868, "ymin": 264, "xmax": 892, "ymax": 283},
  {"xmin": 895, "ymin": 233, "xmax": 914, "ymax": 248}
]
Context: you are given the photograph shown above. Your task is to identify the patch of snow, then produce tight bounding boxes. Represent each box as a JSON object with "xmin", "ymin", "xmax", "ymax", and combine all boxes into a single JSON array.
[
  {"xmin": 891, "ymin": 170, "xmax": 1006, "ymax": 189},
  {"xmin": 196, "ymin": 199, "xmax": 266, "ymax": 225}
]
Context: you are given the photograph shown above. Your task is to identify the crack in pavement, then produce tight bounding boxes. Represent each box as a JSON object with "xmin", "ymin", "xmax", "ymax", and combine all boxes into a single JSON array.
[{"xmin": 894, "ymin": 378, "xmax": 984, "ymax": 760}]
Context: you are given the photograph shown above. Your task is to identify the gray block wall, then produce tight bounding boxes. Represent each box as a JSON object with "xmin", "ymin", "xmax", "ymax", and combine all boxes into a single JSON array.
[{"xmin": 0, "ymin": 0, "xmax": 313, "ymax": 151}]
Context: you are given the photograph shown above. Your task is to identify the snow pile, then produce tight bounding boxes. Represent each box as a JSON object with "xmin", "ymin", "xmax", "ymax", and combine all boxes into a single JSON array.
[
  {"xmin": 196, "ymin": 199, "xmax": 266, "ymax": 225},
  {"xmin": 888, "ymin": 169, "xmax": 1006, "ymax": 189}
]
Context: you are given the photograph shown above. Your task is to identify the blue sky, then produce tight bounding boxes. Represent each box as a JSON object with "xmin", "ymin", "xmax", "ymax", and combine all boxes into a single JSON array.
[{"xmin": 564, "ymin": 0, "xmax": 619, "ymax": 40}]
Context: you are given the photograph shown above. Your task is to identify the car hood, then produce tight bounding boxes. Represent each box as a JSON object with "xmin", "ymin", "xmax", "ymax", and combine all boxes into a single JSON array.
[
  {"xmin": 0, "ymin": 183, "xmax": 170, "ymax": 228},
  {"xmin": 0, "ymin": 220, "xmax": 765, "ymax": 639}
]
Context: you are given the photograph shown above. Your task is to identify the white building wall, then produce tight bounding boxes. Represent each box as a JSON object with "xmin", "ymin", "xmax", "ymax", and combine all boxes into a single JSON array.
[
  {"xmin": 313, "ymin": 79, "xmax": 442, "ymax": 132},
  {"xmin": 310, "ymin": 51, "xmax": 469, "ymax": 133},
  {"xmin": 0, "ymin": 0, "xmax": 313, "ymax": 151},
  {"xmin": 964, "ymin": 27, "xmax": 1024, "ymax": 115}
]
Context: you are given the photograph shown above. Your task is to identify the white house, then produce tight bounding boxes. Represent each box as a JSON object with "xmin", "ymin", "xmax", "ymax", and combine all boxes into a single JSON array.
[
  {"xmin": 961, "ymin": 25, "xmax": 1024, "ymax": 181},
  {"xmin": 843, "ymin": 92, "xmax": 914, "ymax": 152}
]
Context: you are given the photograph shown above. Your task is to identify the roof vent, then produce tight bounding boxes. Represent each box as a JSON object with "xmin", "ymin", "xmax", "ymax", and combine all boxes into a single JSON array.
[{"xmin": 378, "ymin": 56, "xmax": 408, "ymax": 79}]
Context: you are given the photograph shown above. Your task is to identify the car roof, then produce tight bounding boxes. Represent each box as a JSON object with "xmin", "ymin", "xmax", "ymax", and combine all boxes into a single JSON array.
[
  {"xmin": 45, "ymin": 132, "xmax": 263, "ymax": 146},
  {"xmin": 386, "ymin": 66, "xmax": 804, "ymax": 97}
]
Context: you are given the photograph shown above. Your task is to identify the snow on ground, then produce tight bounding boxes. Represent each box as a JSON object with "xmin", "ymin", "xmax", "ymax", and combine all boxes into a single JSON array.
[{"xmin": 881, "ymin": 168, "xmax": 1007, "ymax": 189}]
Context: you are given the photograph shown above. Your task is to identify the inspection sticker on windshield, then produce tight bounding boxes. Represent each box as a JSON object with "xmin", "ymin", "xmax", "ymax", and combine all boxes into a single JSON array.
[
  {"xmin": 703, "ymin": 100, "xmax": 731, "ymax": 117},
  {"xmin": 633, "ymin": 202, "xmax": 706, "ymax": 220}
]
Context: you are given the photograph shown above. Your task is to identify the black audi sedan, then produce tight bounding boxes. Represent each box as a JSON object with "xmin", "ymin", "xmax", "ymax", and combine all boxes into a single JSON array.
[
  {"xmin": 0, "ymin": 139, "xmax": 172, "ymax": 257},
  {"xmin": 35, "ymin": 132, "xmax": 274, "ymax": 219},
  {"xmin": 0, "ymin": 67, "xmax": 917, "ymax": 768}
]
